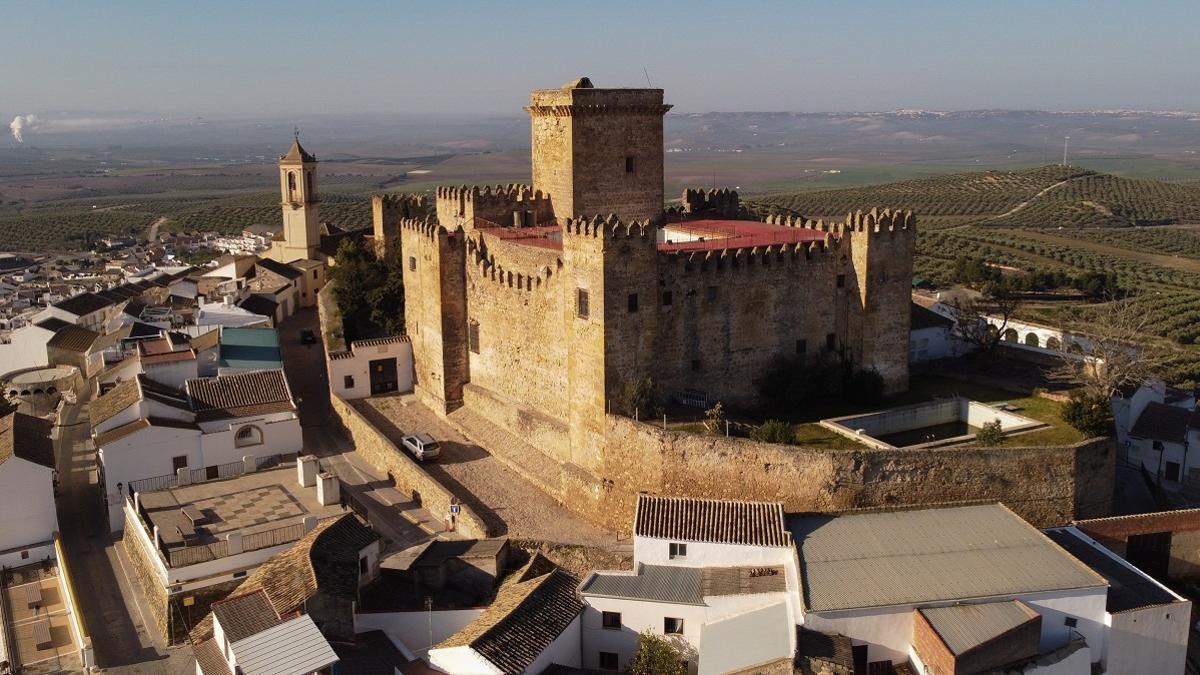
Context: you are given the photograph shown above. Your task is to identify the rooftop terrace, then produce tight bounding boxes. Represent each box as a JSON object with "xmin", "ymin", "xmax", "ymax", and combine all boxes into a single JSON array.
[{"xmin": 133, "ymin": 464, "xmax": 347, "ymax": 568}]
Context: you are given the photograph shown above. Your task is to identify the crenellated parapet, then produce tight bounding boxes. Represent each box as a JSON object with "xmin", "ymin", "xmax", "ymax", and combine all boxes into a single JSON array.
[
  {"xmin": 562, "ymin": 214, "xmax": 658, "ymax": 242},
  {"xmin": 680, "ymin": 188, "xmax": 743, "ymax": 218},
  {"xmin": 662, "ymin": 234, "xmax": 839, "ymax": 274},
  {"xmin": 465, "ymin": 234, "xmax": 561, "ymax": 294},
  {"xmin": 767, "ymin": 208, "xmax": 916, "ymax": 237},
  {"xmin": 372, "ymin": 193, "xmax": 429, "ymax": 259},
  {"xmin": 435, "ymin": 183, "xmax": 554, "ymax": 229},
  {"xmin": 398, "ymin": 215, "xmax": 456, "ymax": 243}
]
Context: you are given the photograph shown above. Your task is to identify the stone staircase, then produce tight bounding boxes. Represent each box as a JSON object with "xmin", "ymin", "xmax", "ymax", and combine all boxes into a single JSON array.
[{"xmin": 446, "ymin": 405, "xmax": 567, "ymax": 500}]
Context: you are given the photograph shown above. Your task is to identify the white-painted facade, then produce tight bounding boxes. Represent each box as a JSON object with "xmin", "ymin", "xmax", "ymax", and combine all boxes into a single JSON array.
[
  {"xmin": 327, "ymin": 337, "xmax": 414, "ymax": 400},
  {"xmin": 0, "ymin": 453, "xmax": 59, "ymax": 568},
  {"xmin": 354, "ymin": 608, "xmax": 483, "ymax": 660},
  {"xmin": 909, "ymin": 323, "xmax": 970, "ymax": 362},
  {"xmin": 0, "ymin": 323, "xmax": 54, "ymax": 375}
]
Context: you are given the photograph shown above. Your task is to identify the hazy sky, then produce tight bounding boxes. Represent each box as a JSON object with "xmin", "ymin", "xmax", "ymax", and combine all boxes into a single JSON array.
[{"xmin": 3, "ymin": 0, "xmax": 1198, "ymax": 117}]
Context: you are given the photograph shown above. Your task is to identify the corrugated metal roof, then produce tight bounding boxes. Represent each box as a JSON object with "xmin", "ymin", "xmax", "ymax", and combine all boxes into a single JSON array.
[
  {"xmin": 232, "ymin": 614, "xmax": 338, "ymax": 675},
  {"xmin": 582, "ymin": 565, "xmax": 704, "ymax": 605},
  {"xmin": 1044, "ymin": 528, "xmax": 1182, "ymax": 613},
  {"xmin": 790, "ymin": 504, "xmax": 1107, "ymax": 612},
  {"xmin": 918, "ymin": 600, "xmax": 1039, "ymax": 655},
  {"xmin": 635, "ymin": 494, "xmax": 790, "ymax": 547}
]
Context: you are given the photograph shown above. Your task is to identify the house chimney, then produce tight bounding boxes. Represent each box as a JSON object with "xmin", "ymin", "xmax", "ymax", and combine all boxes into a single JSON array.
[
  {"xmin": 298, "ymin": 455, "xmax": 319, "ymax": 487},
  {"xmin": 317, "ymin": 472, "xmax": 340, "ymax": 506}
]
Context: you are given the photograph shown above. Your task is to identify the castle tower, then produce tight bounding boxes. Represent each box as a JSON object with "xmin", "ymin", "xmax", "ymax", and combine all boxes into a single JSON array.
[
  {"xmin": 526, "ymin": 78, "xmax": 672, "ymax": 223},
  {"xmin": 278, "ymin": 132, "xmax": 321, "ymax": 260}
]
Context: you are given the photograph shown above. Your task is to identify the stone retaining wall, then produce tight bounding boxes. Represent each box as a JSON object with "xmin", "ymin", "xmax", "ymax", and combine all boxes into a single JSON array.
[
  {"xmin": 119, "ymin": 527, "xmax": 170, "ymax": 641},
  {"xmin": 329, "ymin": 393, "xmax": 490, "ymax": 538}
]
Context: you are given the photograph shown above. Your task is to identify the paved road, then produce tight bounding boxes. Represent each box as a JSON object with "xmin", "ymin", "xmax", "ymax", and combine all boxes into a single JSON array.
[
  {"xmin": 54, "ymin": 393, "xmax": 194, "ymax": 672},
  {"xmin": 277, "ymin": 309, "xmax": 447, "ymax": 551}
]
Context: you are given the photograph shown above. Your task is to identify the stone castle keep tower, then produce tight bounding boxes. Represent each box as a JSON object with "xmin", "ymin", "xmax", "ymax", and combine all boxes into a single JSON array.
[{"xmin": 372, "ymin": 78, "xmax": 918, "ymax": 528}]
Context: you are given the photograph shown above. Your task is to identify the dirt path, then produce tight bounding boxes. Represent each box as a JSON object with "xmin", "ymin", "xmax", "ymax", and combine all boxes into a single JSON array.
[
  {"xmin": 146, "ymin": 216, "xmax": 166, "ymax": 242},
  {"xmin": 999, "ymin": 228, "xmax": 1200, "ymax": 274},
  {"xmin": 988, "ymin": 178, "xmax": 1071, "ymax": 220}
]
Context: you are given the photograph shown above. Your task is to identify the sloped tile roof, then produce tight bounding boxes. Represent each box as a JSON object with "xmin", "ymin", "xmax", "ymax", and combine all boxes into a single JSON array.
[
  {"xmin": 192, "ymin": 637, "xmax": 232, "ymax": 675},
  {"xmin": 1130, "ymin": 401, "xmax": 1191, "ymax": 444},
  {"xmin": 89, "ymin": 379, "xmax": 142, "ymax": 428},
  {"xmin": 0, "ymin": 412, "xmax": 55, "ymax": 469},
  {"xmin": 94, "ymin": 416, "xmax": 198, "ymax": 447},
  {"xmin": 34, "ymin": 317, "xmax": 71, "ymax": 333},
  {"xmin": 438, "ymin": 554, "xmax": 583, "ymax": 674},
  {"xmin": 281, "ymin": 138, "xmax": 316, "ymax": 163},
  {"xmin": 256, "ymin": 258, "xmax": 303, "ymax": 280},
  {"xmin": 185, "ymin": 370, "xmax": 294, "ymax": 421},
  {"xmin": 911, "ymin": 302, "xmax": 955, "ymax": 331},
  {"xmin": 211, "ymin": 589, "xmax": 281, "ymax": 643},
  {"xmin": 634, "ymin": 494, "xmax": 790, "ymax": 547},
  {"xmin": 54, "ymin": 292, "xmax": 112, "ymax": 317},
  {"xmin": 238, "ymin": 294, "xmax": 279, "ymax": 318},
  {"xmin": 47, "ymin": 325, "xmax": 99, "ymax": 353},
  {"xmin": 190, "ymin": 515, "xmax": 377, "ymax": 643}
]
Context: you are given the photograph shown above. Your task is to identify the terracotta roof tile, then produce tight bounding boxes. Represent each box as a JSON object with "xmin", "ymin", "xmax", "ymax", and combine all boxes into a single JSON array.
[
  {"xmin": 192, "ymin": 637, "xmax": 232, "ymax": 675},
  {"xmin": 0, "ymin": 412, "xmax": 55, "ymax": 469},
  {"xmin": 634, "ymin": 494, "xmax": 790, "ymax": 547},
  {"xmin": 54, "ymin": 292, "xmax": 113, "ymax": 317},
  {"xmin": 185, "ymin": 370, "xmax": 294, "ymax": 421},
  {"xmin": 211, "ymin": 589, "xmax": 282, "ymax": 643},
  {"xmin": 89, "ymin": 379, "xmax": 142, "ymax": 428},
  {"xmin": 1131, "ymin": 401, "xmax": 1191, "ymax": 444},
  {"xmin": 438, "ymin": 554, "xmax": 583, "ymax": 673},
  {"xmin": 47, "ymin": 325, "xmax": 99, "ymax": 353}
]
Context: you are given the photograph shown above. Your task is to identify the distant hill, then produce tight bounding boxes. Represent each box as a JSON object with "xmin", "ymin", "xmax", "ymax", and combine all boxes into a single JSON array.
[{"xmin": 752, "ymin": 165, "xmax": 1200, "ymax": 228}]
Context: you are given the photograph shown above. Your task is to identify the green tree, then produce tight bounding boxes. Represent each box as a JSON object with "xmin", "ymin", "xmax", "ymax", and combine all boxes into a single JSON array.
[
  {"xmin": 613, "ymin": 377, "xmax": 663, "ymax": 420},
  {"xmin": 626, "ymin": 631, "xmax": 686, "ymax": 675},
  {"xmin": 1062, "ymin": 392, "xmax": 1114, "ymax": 437},
  {"xmin": 751, "ymin": 419, "xmax": 795, "ymax": 444},
  {"xmin": 330, "ymin": 237, "xmax": 403, "ymax": 341}
]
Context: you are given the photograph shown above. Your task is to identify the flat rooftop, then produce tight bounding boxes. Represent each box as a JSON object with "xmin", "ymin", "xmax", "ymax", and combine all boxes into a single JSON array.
[
  {"xmin": 136, "ymin": 465, "xmax": 346, "ymax": 566},
  {"xmin": 659, "ymin": 219, "xmax": 829, "ymax": 253},
  {"xmin": 1, "ymin": 563, "xmax": 84, "ymax": 673},
  {"xmin": 580, "ymin": 564, "xmax": 787, "ymax": 605},
  {"xmin": 789, "ymin": 503, "xmax": 1106, "ymax": 613},
  {"xmin": 218, "ymin": 326, "xmax": 282, "ymax": 371}
]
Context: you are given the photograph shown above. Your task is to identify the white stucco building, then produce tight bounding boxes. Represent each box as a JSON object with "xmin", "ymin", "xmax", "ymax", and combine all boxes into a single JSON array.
[
  {"xmin": 0, "ymin": 413, "xmax": 58, "ymax": 568},
  {"xmin": 327, "ymin": 335, "xmax": 414, "ymax": 400}
]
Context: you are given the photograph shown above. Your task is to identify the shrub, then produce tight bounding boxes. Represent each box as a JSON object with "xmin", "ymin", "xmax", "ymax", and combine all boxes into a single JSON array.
[
  {"xmin": 704, "ymin": 402, "xmax": 727, "ymax": 436},
  {"xmin": 627, "ymin": 631, "xmax": 687, "ymax": 675},
  {"xmin": 613, "ymin": 377, "xmax": 662, "ymax": 420},
  {"xmin": 751, "ymin": 419, "xmax": 796, "ymax": 444},
  {"xmin": 974, "ymin": 419, "xmax": 1006, "ymax": 445},
  {"xmin": 844, "ymin": 369, "xmax": 885, "ymax": 404},
  {"xmin": 1062, "ymin": 392, "xmax": 1114, "ymax": 437}
]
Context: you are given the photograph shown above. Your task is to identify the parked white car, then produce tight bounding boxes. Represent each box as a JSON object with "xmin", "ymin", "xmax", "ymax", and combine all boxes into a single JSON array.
[{"xmin": 401, "ymin": 433, "xmax": 442, "ymax": 462}]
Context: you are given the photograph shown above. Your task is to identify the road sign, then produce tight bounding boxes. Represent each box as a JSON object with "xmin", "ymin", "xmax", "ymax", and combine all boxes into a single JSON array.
[{"xmin": 450, "ymin": 503, "xmax": 461, "ymax": 515}]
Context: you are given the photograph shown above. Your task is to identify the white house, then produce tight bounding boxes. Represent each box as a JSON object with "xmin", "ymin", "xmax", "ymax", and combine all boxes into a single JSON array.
[
  {"xmin": 1124, "ymin": 400, "xmax": 1197, "ymax": 484},
  {"xmin": 0, "ymin": 319, "xmax": 59, "ymax": 374},
  {"xmin": 35, "ymin": 291, "xmax": 114, "ymax": 331},
  {"xmin": 577, "ymin": 494, "xmax": 800, "ymax": 674},
  {"xmin": 909, "ymin": 301, "xmax": 969, "ymax": 363},
  {"xmin": 327, "ymin": 335, "xmax": 414, "ymax": 400},
  {"xmin": 193, "ymin": 590, "xmax": 338, "ymax": 675},
  {"xmin": 92, "ymin": 369, "xmax": 302, "ymax": 531},
  {"xmin": 0, "ymin": 412, "xmax": 58, "ymax": 568},
  {"xmin": 427, "ymin": 554, "xmax": 583, "ymax": 674}
]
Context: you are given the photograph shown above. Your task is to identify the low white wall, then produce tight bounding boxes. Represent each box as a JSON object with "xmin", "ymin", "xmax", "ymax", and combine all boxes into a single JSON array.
[
  {"xmin": 54, "ymin": 537, "xmax": 95, "ymax": 669},
  {"xmin": 354, "ymin": 608, "xmax": 483, "ymax": 658},
  {"xmin": 327, "ymin": 339, "xmax": 414, "ymax": 400}
]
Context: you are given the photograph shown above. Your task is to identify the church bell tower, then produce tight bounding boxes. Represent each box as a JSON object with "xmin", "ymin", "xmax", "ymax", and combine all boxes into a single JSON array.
[{"xmin": 278, "ymin": 131, "xmax": 320, "ymax": 260}]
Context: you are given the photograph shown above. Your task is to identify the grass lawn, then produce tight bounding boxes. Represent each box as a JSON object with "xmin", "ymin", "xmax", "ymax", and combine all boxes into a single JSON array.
[{"xmin": 743, "ymin": 373, "xmax": 1085, "ymax": 448}]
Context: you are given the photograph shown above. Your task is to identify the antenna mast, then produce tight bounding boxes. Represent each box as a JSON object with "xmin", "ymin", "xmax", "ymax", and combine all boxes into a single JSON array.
[
  {"xmin": 643, "ymin": 67, "xmax": 653, "ymax": 87},
  {"xmin": 1062, "ymin": 135, "xmax": 1070, "ymax": 167}
]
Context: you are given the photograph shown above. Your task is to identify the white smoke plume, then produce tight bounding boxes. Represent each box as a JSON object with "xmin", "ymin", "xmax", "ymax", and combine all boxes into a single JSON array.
[{"xmin": 9, "ymin": 114, "xmax": 39, "ymax": 143}]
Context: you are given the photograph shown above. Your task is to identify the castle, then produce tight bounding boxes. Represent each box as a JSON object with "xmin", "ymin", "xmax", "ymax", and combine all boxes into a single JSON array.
[{"xmin": 365, "ymin": 79, "xmax": 922, "ymax": 525}]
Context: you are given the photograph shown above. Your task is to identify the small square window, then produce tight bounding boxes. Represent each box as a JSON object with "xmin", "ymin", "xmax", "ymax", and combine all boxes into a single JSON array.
[
  {"xmin": 625, "ymin": 156, "xmax": 636, "ymax": 173},
  {"xmin": 20, "ymin": 550, "xmax": 29, "ymax": 560},
  {"xmin": 172, "ymin": 455, "xmax": 188, "ymax": 471},
  {"xmin": 602, "ymin": 611, "xmax": 621, "ymax": 629},
  {"xmin": 669, "ymin": 542, "xmax": 687, "ymax": 559},
  {"xmin": 826, "ymin": 333, "xmax": 837, "ymax": 351},
  {"xmin": 577, "ymin": 288, "xmax": 590, "ymax": 319},
  {"xmin": 690, "ymin": 359, "xmax": 701, "ymax": 372},
  {"xmin": 664, "ymin": 617, "xmax": 684, "ymax": 635},
  {"xmin": 1064, "ymin": 616, "xmax": 1077, "ymax": 628},
  {"xmin": 599, "ymin": 651, "xmax": 619, "ymax": 670},
  {"xmin": 1153, "ymin": 440, "xmax": 1164, "ymax": 451},
  {"xmin": 233, "ymin": 570, "xmax": 247, "ymax": 579},
  {"xmin": 344, "ymin": 375, "xmax": 354, "ymax": 389},
  {"xmin": 359, "ymin": 556, "xmax": 368, "ymax": 574},
  {"xmin": 836, "ymin": 273, "xmax": 846, "ymax": 289},
  {"xmin": 706, "ymin": 285, "xmax": 718, "ymax": 302},
  {"xmin": 796, "ymin": 339, "xmax": 807, "ymax": 355},
  {"xmin": 628, "ymin": 293, "xmax": 639, "ymax": 313},
  {"xmin": 662, "ymin": 290, "xmax": 673, "ymax": 307},
  {"xmin": 408, "ymin": 256, "xmax": 416, "ymax": 271},
  {"xmin": 312, "ymin": 270, "xmax": 318, "ymax": 279}
]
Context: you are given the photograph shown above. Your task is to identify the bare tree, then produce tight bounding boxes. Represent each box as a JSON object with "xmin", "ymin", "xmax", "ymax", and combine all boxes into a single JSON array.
[
  {"xmin": 950, "ymin": 282, "xmax": 1023, "ymax": 355},
  {"xmin": 1053, "ymin": 299, "xmax": 1169, "ymax": 399}
]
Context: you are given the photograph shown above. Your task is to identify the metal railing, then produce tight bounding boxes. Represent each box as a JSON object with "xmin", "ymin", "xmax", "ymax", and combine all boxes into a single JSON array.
[
  {"xmin": 163, "ymin": 520, "xmax": 307, "ymax": 568},
  {"xmin": 242, "ymin": 522, "xmax": 306, "ymax": 552},
  {"xmin": 166, "ymin": 540, "xmax": 228, "ymax": 567},
  {"xmin": 128, "ymin": 473, "xmax": 178, "ymax": 495}
]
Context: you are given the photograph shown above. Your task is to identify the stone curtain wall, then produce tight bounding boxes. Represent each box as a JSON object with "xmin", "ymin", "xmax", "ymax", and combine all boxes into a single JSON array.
[
  {"xmin": 119, "ymin": 528, "xmax": 171, "ymax": 641},
  {"xmin": 577, "ymin": 416, "xmax": 1115, "ymax": 534},
  {"xmin": 464, "ymin": 232, "xmax": 571, "ymax": 423},
  {"xmin": 329, "ymin": 392, "xmax": 490, "ymax": 539}
]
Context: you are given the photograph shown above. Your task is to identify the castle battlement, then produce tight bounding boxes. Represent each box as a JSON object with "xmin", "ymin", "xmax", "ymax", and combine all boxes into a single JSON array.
[
  {"xmin": 467, "ymin": 236, "xmax": 559, "ymax": 293},
  {"xmin": 398, "ymin": 215, "xmax": 451, "ymax": 241},
  {"xmin": 662, "ymin": 235, "xmax": 838, "ymax": 273},
  {"xmin": 681, "ymin": 188, "xmax": 742, "ymax": 218},
  {"xmin": 562, "ymin": 214, "xmax": 657, "ymax": 241},
  {"xmin": 435, "ymin": 183, "xmax": 554, "ymax": 229},
  {"xmin": 774, "ymin": 208, "xmax": 916, "ymax": 236}
]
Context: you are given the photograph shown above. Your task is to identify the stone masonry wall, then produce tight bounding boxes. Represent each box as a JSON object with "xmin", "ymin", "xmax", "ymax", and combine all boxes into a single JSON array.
[
  {"xmin": 329, "ymin": 392, "xmax": 490, "ymax": 538},
  {"xmin": 120, "ymin": 527, "xmax": 169, "ymax": 641},
  {"xmin": 559, "ymin": 415, "xmax": 1116, "ymax": 534}
]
